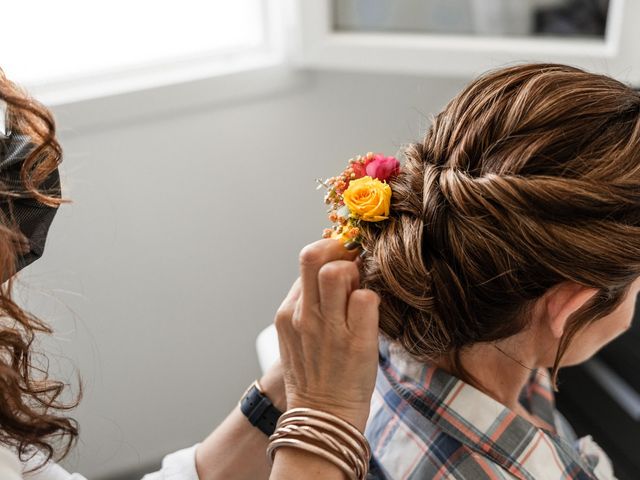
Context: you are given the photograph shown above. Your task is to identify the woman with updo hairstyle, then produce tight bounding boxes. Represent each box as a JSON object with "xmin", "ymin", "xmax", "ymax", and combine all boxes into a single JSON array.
[{"xmin": 359, "ymin": 63, "xmax": 638, "ymax": 479}]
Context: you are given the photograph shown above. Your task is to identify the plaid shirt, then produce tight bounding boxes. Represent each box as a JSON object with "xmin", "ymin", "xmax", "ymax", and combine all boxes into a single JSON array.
[{"xmin": 365, "ymin": 339, "xmax": 615, "ymax": 480}]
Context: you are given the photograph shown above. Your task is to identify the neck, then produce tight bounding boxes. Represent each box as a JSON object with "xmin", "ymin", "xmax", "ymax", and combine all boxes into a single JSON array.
[{"xmin": 437, "ymin": 334, "xmax": 539, "ymax": 412}]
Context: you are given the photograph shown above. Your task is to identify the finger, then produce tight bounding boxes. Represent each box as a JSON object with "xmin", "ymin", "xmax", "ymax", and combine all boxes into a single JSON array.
[
  {"xmin": 346, "ymin": 289, "xmax": 380, "ymax": 344},
  {"xmin": 317, "ymin": 260, "xmax": 360, "ymax": 325},
  {"xmin": 274, "ymin": 277, "xmax": 301, "ymax": 332},
  {"xmin": 274, "ymin": 279, "xmax": 302, "ymax": 359},
  {"xmin": 298, "ymin": 239, "xmax": 359, "ymax": 310},
  {"xmin": 279, "ymin": 277, "xmax": 302, "ymax": 313}
]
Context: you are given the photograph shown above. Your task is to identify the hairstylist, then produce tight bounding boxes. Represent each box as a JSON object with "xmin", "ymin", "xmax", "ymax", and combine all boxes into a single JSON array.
[
  {"xmin": 1, "ymin": 69, "xmax": 380, "ymax": 480},
  {"xmin": 192, "ymin": 239, "xmax": 381, "ymax": 480}
]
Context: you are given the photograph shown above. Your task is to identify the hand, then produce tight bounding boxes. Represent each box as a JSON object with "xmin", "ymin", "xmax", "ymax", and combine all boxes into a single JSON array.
[{"xmin": 274, "ymin": 239, "xmax": 381, "ymax": 432}]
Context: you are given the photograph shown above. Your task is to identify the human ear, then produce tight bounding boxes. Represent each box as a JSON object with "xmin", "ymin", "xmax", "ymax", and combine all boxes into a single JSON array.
[{"xmin": 542, "ymin": 282, "xmax": 598, "ymax": 339}]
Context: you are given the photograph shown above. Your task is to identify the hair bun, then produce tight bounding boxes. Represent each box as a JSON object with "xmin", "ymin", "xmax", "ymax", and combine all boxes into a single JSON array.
[{"xmin": 358, "ymin": 63, "xmax": 640, "ymax": 389}]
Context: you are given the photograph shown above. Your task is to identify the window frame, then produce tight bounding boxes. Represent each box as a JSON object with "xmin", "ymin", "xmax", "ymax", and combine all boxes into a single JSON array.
[
  {"xmin": 20, "ymin": 0, "xmax": 289, "ymax": 106},
  {"xmin": 293, "ymin": 0, "xmax": 639, "ymax": 86}
]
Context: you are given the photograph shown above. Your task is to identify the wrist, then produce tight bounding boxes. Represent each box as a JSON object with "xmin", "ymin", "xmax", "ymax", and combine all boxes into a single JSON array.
[
  {"xmin": 258, "ymin": 373, "xmax": 286, "ymax": 412},
  {"xmin": 287, "ymin": 397, "xmax": 369, "ymax": 433}
]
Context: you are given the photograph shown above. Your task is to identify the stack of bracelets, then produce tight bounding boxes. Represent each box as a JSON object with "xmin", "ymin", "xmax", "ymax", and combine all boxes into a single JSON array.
[{"xmin": 267, "ymin": 408, "xmax": 371, "ymax": 480}]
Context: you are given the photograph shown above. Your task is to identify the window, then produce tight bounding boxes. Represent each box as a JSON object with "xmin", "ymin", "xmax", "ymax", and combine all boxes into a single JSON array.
[
  {"xmin": 297, "ymin": 0, "xmax": 638, "ymax": 85},
  {"xmin": 333, "ymin": 0, "xmax": 610, "ymax": 38},
  {"xmin": 1, "ymin": 1, "xmax": 281, "ymax": 104}
]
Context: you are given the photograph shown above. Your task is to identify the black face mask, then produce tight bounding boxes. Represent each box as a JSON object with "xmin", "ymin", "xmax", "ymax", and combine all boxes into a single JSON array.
[{"xmin": 0, "ymin": 133, "xmax": 61, "ymax": 275}]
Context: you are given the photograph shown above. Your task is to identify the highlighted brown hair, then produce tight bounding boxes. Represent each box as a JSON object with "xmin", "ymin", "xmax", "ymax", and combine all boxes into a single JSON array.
[
  {"xmin": 0, "ymin": 68, "xmax": 79, "ymax": 467},
  {"xmin": 360, "ymin": 63, "xmax": 640, "ymax": 389}
]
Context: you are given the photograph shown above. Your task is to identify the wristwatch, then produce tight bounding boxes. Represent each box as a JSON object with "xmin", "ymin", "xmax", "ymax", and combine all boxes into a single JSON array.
[{"xmin": 239, "ymin": 380, "xmax": 283, "ymax": 436}]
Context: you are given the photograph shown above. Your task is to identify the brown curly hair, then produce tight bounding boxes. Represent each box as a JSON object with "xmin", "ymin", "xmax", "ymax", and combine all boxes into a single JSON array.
[
  {"xmin": 0, "ymin": 68, "xmax": 80, "ymax": 468},
  {"xmin": 360, "ymin": 63, "xmax": 640, "ymax": 389}
]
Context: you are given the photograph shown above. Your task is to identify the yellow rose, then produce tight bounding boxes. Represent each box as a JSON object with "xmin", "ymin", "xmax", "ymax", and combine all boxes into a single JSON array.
[{"xmin": 342, "ymin": 176, "xmax": 391, "ymax": 222}]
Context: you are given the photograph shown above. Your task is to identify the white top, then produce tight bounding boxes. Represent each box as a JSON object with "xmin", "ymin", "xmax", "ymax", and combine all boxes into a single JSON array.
[
  {"xmin": 0, "ymin": 444, "xmax": 200, "ymax": 480},
  {"xmin": 0, "ymin": 444, "xmax": 22, "ymax": 480}
]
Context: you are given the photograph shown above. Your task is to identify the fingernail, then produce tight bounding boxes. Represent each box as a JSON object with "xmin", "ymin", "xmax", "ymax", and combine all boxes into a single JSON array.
[{"xmin": 344, "ymin": 241, "xmax": 360, "ymax": 251}]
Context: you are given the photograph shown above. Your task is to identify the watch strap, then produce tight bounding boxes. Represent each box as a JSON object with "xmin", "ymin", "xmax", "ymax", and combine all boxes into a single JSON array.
[{"xmin": 240, "ymin": 381, "xmax": 282, "ymax": 436}]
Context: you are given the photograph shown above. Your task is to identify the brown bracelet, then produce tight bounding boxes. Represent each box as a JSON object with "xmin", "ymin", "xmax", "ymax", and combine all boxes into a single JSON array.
[
  {"xmin": 273, "ymin": 415, "xmax": 368, "ymax": 467},
  {"xmin": 267, "ymin": 407, "xmax": 371, "ymax": 480}
]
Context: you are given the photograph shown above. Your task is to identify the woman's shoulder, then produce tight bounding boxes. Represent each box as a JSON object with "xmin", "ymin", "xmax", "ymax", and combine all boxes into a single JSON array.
[
  {"xmin": 366, "ymin": 411, "xmax": 517, "ymax": 479},
  {"xmin": 371, "ymin": 344, "xmax": 615, "ymax": 479}
]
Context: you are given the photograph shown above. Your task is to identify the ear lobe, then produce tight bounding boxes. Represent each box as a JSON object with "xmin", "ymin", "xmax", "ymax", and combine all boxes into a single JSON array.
[{"xmin": 544, "ymin": 282, "xmax": 598, "ymax": 339}]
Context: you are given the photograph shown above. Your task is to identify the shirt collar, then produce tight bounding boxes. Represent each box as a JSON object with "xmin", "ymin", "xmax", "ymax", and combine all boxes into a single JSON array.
[{"xmin": 377, "ymin": 337, "xmax": 599, "ymax": 480}]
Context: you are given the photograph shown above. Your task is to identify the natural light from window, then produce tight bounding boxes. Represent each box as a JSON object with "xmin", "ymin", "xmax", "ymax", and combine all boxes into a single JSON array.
[{"xmin": 1, "ymin": 1, "xmax": 266, "ymax": 87}]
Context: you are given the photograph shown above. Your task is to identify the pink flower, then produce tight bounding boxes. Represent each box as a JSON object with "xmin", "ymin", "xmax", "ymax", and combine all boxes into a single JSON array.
[{"xmin": 365, "ymin": 154, "xmax": 400, "ymax": 181}]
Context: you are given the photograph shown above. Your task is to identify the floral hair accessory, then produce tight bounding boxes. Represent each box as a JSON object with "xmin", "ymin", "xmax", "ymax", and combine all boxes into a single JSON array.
[{"xmin": 318, "ymin": 152, "xmax": 401, "ymax": 250}]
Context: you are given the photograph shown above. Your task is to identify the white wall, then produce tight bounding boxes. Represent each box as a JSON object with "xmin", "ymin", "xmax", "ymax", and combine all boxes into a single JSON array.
[{"xmin": 17, "ymin": 69, "xmax": 467, "ymax": 479}]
